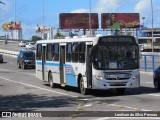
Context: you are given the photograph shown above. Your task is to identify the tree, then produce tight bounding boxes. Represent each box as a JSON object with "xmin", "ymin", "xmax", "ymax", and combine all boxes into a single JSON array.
[
  {"xmin": 32, "ymin": 35, "xmax": 42, "ymax": 42},
  {"xmin": 54, "ymin": 32, "xmax": 64, "ymax": 39}
]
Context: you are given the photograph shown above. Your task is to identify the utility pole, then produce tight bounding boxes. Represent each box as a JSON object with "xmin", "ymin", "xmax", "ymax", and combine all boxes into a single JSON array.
[
  {"xmin": 151, "ymin": 0, "xmax": 154, "ymax": 53},
  {"xmin": 89, "ymin": 0, "xmax": 91, "ymax": 36}
]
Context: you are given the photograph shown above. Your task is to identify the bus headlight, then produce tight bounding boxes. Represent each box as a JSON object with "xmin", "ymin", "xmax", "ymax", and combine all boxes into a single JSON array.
[
  {"xmin": 132, "ymin": 74, "xmax": 140, "ymax": 79},
  {"xmin": 96, "ymin": 76, "xmax": 103, "ymax": 80}
]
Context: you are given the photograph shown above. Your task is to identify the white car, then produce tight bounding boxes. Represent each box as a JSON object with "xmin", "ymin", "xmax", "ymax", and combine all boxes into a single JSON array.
[
  {"xmin": 0, "ymin": 54, "xmax": 3, "ymax": 63},
  {"xmin": 18, "ymin": 41, "xmax": 26, "ymax": 47},
  {"xmin": 26, "ymin": 42, "xmax": 36, "ymax": 50}
]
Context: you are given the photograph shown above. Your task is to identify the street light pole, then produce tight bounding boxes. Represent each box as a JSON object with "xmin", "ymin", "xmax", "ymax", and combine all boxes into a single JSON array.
[
  {"xmin": 42, "ymin": 0, "xmax": 44, "ymax": 39},
  {"xmin": 89, "ymin": 0, "xmax": 91, "ymax": 36},
  {"xmin": 13, "ymin": 0, "xmax": 16, "ymax": 41},
  {"xmin": 151, "ymin": 0, "xmax": 154, "ymax": 53}
]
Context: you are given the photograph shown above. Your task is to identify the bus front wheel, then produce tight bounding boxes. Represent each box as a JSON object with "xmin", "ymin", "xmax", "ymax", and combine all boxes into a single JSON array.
[
  {"xmin": 79, "ymin": 78, "xmax": 88, "ymax": 95},
  {"xmin": 49, "ymin": 73, "xmax": 55, "ymax": 88}
]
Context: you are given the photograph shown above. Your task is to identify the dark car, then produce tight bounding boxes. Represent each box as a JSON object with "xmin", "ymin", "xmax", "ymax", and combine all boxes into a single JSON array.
[
  {"xmin": 17, "ymin": 50, "xmax": 35, "ymax": 69},
  {"xmin": 0, "ymin": 54, "xmax": 3, "ymax": 63},
  {"xmin": 153, "ymin": 66, "xmax": 160, "ymax": 90}
]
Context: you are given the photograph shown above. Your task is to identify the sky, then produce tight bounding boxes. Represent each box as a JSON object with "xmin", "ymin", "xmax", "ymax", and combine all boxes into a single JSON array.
[{"xmin": 0, "ymin": 0, "xmax": 160, "ymax": 40}]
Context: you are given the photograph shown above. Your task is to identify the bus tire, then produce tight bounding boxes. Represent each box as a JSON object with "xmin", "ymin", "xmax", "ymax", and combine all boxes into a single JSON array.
[
  {"xmin": 154, "ymin": 79, "xmax": 160, "ymax": 90},
  {"xmin": 48, "ymin": 72, "xmax": 55, "ymax": 88},
  {"xmin": 116, "ymin": 88, "xmax": 125, "ymax": 95},
  {"xmin": 79, "ymin": 78, "xmax": 88, "ymax": 95}
]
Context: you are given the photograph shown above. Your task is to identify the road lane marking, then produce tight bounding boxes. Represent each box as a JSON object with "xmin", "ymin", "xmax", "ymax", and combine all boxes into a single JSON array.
[
  {"xmin": 0, "ymin": 76, "xmax": 78, "ymax": 98},
  {"xmin": 148, "ymin": 94, "xmax": 160, "ymax": 97},
  {"xmin": 83, "ymin": 104, "xmax": 92, "ymax": 107},
  {"xmin": 0, "ymin": 68, "xmax": 36, "ymax": 76},
  {"xmin": 107, "ymin": 104, "xmax": 151, "ymax": 111}
]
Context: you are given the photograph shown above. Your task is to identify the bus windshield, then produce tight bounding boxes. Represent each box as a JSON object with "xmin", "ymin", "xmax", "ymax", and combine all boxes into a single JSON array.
[{"xmin": 93, "ymin": 45, "xmax": 139, "ymax": 70}]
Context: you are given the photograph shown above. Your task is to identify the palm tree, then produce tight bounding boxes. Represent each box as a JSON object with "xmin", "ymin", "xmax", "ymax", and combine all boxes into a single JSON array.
[{"xmin": 54, "ymin": 32, "xmax": 64, "ymax": 39}]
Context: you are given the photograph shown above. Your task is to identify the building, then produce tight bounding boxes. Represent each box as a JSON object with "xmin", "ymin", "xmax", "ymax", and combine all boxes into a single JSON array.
[{"xmin": 13, "ymin": 30, "xmax": 23, "ymax": 40}]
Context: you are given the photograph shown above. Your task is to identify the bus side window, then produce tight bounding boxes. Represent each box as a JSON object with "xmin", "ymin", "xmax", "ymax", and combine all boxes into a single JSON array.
[
  {"xmin": 46, "ymin": 44, "xmax": 52, "ymax": 61},
  {"xmin": 53, "ymin": 43, "xmax": 59, "ymax": 61},
  {"xmin": 36, "ymin": 44, "xmax": 42, "ymax": 60},
  {"xmin": 72, "ymin": 42, "xmax": 79, "ymax": 62},
  {"xmin": 79, "ymin": 42, "xmax": 86, "ymax": 63},
  {"xmin": 66, "ymin": 43, "xmax": 72, "ymax": 62}
]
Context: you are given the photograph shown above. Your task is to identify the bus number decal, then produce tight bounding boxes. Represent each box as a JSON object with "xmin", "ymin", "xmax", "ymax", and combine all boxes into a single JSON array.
[{"xmin": 66, "ymin": 66, "xmax": 72, "ymax": 73}]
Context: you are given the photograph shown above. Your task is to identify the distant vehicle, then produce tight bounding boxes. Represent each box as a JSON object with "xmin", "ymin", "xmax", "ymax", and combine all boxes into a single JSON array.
[
  {"xmin": 17, "ymin": 50, "xmax": 35, "ymax": 69},
  {"xmin": 26, "ymin": 42, "xmax": 36, "ymax": 50},
  {"xmin": 18, "ymin": 41, "xmax": 26, "ymax": 47},
  {"xmin": 0, "ymin": 35, "xmax": 5, "ymax": 40},
  {"xmin": 0, "ymin": 54, "xmax": 3, "ymax": 63},
  {"xmin": 153, "ymin": 67, "xmax": 160, "ymax": 90}
]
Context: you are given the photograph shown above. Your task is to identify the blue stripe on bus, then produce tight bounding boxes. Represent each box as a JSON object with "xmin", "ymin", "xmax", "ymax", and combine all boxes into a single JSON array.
[{"xmin": 36, "ymin": 61, "xmax": 78, "ymax": 87}]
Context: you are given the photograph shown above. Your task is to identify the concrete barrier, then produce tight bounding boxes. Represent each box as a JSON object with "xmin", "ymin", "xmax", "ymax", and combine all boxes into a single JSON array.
[
  {"xmin": 0, "ymin": 49, "xmax": 18, "ymax": 56},
  {"xmin": 0, "ymin": 40, "xmax": 19, "ymax": 44}
]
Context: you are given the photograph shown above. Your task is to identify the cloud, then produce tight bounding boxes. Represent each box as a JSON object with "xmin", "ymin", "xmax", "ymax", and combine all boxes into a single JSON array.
[
  {"xmin": 134, "ymin": 0, "xmax": 160, "ymax": 28},
  {"xmin": 70, "ymin": 9, "xmax": 89, "ymax": 13},
  {"xmin": 94, "ymin": 0, "xmax": 120, "ymax": 13}
]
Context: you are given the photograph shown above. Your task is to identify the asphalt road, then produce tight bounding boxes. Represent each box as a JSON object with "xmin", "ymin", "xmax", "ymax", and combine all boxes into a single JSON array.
[{"xmin": 0, "ymin": 55, "xmax": 160, "ymax": 120}]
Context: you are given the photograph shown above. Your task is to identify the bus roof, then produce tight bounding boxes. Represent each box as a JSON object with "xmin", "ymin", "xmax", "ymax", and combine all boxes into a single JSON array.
[
  {"xmin": 36, "ymin": 36, "xmax": 99, "ymax": 44},
  {"xmin": 36, "ymin": 35, "xmax": 136, "ymax": 44}
]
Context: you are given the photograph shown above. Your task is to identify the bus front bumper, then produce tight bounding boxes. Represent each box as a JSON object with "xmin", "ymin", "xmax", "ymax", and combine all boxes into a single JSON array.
[{"xmin": 92, "ymin": 79, "xmax": 140, "ymax": 89}]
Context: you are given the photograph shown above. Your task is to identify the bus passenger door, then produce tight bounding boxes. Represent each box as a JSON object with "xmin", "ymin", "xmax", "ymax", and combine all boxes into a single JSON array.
[
  {"xmin": 42, "ymin": 44, "xmax": 47, "ymax": 81},
  {"xmin": 86, "ymin": 44, "xmax": 93, "ymax": 88},
  {"xmin": 60, "ymin": 45, "xmax": 66, "ymax": 85}
]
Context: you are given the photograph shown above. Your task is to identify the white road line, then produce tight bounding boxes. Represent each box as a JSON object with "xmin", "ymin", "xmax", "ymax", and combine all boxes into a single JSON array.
[
  {"xmin": 0, "ymin": 68, "xmax": 36, "ymax": 76},
  {"xmin": 148, "ymin": 94, "xmax": 160, "ymax": 97},
  {"xmin": 107, "ymin": 104, "xmax": 151, "ymax": 111},
  {"xmin": 0, "ymin": 76, "xmax": 78, "ymax": 98},
  {"xmin": 94, "ymin": 117, "xmax": 160, "ymax": 120},
  {"xmin": 0, "ymin": 68, "xmax": 12, "ymax": 71},
  {"xmin": 83, "ymin": 104, "xmax": 92, "ymax": 107}
]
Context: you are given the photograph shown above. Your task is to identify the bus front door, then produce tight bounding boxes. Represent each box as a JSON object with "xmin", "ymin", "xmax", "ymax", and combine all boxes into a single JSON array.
[
  {"xmin": 86, "ymin": 45, "xmax": 92, "ymax": 88},
  {"xmin": 42, "ymin": 45, "xmax": 47, "ymax": 81},
  {"xmin": 60, "ymin": 45, "xmax": 66, "ymax": 86}
]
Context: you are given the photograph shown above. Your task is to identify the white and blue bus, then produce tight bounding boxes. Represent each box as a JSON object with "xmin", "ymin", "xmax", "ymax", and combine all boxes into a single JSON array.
[{"xmin": 36, "ymin": 35, "xmax": 140, "ymax": 95}]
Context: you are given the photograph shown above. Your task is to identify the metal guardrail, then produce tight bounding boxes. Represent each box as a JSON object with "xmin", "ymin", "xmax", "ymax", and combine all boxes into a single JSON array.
[{"xmin": 141, "ymin": 54, "xmax": 160, "ymax": 71}]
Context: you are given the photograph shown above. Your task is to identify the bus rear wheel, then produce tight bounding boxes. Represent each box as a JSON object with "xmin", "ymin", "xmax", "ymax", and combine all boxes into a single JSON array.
[
  {"xmin": 49, "ymin": 73, "xmax": 55, "ymax": 88},
  {"xmin": 79, "ymin": 78, "xmax": 88, "ymax": 95}
]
